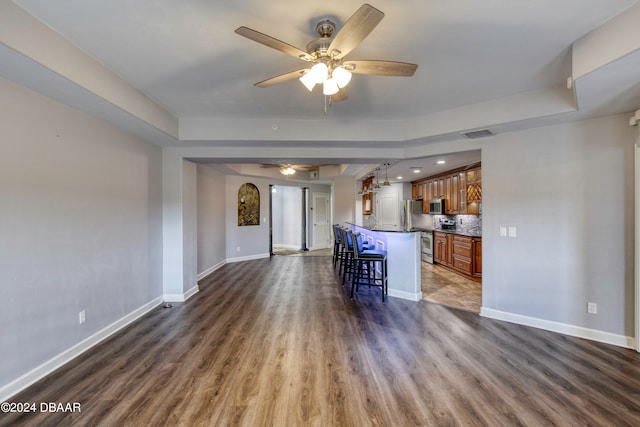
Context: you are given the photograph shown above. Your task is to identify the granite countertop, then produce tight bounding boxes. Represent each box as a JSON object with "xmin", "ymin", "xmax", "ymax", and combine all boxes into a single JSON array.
[
  {"xmin": 432, "ymin": 229, "xmax": 482, "ymax": 238},
  {"xmin": 347, "ymin": 223, "xmax": 420, "ymax": 233}
]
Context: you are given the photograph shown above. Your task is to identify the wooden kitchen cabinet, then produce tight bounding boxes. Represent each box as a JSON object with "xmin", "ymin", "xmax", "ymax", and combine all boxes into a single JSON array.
[
  {"xmin": 434, "ymin": 232, "xmax": 450, "ymax": 266},
  {"xmin": 445, "ymin": 174, "xmax": 460, "ymax": 214},
  {"xmin": 434, "ymin": 232, "xmax": 482, "ymax": 280},
  {"xmin": 362, "ymin": 177, "xmax": 374, "ymax": 215},
  {"xmin": 411, "ymin": 161, "xmax": 481, "ymax": 215},
  {"xmin": 452, "ymin": 235, "xmax": 473, "ymax": 275},
  {"xmin": 473, "ymin": 239, "xmax": 482, "ymax": 277},
  {"xmin": 465, "ymin": 166, "xmax": 482, "ymax": 215},
  {"xmin": 458, "ymin": 171, "xmax": 467, "ymax": 213}
]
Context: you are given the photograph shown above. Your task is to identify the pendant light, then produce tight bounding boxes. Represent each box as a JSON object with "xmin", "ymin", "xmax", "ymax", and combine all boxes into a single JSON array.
[
  {"xmin": 382, "ymin": 163, "xmax": 391, "ymax": 186},
  {"xmin": 373, "ymin": 168, "xmax": 381, "ymax": 192}
]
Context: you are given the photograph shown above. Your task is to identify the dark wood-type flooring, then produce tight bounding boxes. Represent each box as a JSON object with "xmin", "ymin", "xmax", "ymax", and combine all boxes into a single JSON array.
[{"xmin": 4, "ymin": 255, "xmax": 640, "ymax": 426}]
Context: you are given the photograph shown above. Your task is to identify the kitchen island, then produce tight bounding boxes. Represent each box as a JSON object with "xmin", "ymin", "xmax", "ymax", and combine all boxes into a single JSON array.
[{"xmin": 347, "ymin": 223, "xmax": 422, "ymax": 301}]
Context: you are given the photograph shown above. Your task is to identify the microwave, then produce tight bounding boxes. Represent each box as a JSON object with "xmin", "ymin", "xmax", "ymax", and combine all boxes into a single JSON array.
[{"xmin": 429, "ymin": 199, "xmax": 445, "ymax": 214}]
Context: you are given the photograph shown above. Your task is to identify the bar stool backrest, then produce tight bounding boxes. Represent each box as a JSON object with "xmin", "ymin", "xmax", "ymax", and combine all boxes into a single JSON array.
[
  {"xmin": 344, "ymin": 229, "xmax": 354, "ymax": 249},
  {"xmin": 333, "ymin": 225, "xmax": 341, "ymax": 242},
  {"xmin": 354, "ymin": 232, "xmax": 365, "ymax": 255}
]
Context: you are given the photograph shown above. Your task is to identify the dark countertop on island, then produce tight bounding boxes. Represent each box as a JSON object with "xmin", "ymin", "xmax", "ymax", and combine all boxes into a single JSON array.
[{"xmin": 346, "ymin": 223, "xmax": 420, "ymax": 233}]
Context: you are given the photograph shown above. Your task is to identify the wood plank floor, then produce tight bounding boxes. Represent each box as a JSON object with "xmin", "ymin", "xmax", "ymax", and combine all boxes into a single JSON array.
[{"xmin": 4, "ymin": 255, "xmax": 640, "ymax": 426}]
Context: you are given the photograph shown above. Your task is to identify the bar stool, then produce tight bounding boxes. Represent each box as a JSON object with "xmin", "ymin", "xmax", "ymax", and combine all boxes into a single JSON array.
[
  {"xmin": 340, "ymin": 229, "xmax": 372, "ymax": 285},
  {"xmin": 351, "ymin": 232, "xmax": 388, "ymax": 302},
  {"xmin": 332, "ymin": 225, "xmax": 343, "ymax": 269}
]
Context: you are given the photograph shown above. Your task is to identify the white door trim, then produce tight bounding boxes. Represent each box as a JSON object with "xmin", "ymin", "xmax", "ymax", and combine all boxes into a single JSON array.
[
  {"xmin": 635, "ymin": 132, "xmax": 640, "ymax": 352},
  {"xmin": 311, "ymin": 192, "xmax": 331, "ymax": 250}
]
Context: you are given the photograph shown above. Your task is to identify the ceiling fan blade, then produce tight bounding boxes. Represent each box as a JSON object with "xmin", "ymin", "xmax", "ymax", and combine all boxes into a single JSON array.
[
  {"xmin": 343, "ymin": 60, "xmax": 418, "ymax": 76},
  {"xmin": 328, "ymin": 4, "xmax": 384, "ymax": 60},
  {"xmin": 331, "ymin": 87, "xmax": 348, "ymax": 102},
  {"xmin": 254, "ymin": 69, "xmax": 310, "ymax": 88},
  {"xmin": 235, "ymin": 26, "xmax": 312, "ymax": 61}
]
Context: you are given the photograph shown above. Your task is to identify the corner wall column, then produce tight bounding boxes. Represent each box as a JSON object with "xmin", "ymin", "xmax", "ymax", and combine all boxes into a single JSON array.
[
  {"xmin": 633, "ymin": 110, "xmax": 640, "ymax": 351},
  {"xmin": 162, "ymin": 149, "xmax": 198, "ymax": 301}
]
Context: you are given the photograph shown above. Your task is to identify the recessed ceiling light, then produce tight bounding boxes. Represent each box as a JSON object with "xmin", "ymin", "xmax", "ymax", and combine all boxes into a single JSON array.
[
  {"xmin": 397, "ymin": 176, "xmax": 403, "ymax": 180},
  {"xmin": 437, "ymin": 160, "xmax": 446, "ymax": 164}
]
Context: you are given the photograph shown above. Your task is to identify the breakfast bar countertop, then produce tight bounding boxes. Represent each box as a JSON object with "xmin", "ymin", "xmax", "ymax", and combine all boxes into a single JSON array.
[{"xmin": 346, "ymin": 223, "xmax": 420, "ymax": 233}]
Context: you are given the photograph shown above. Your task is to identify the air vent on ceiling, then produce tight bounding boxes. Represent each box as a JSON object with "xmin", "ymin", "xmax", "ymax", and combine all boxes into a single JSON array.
[{"xmin": 461, "ymin": 129, "xmax": 495, "ymax": 139}]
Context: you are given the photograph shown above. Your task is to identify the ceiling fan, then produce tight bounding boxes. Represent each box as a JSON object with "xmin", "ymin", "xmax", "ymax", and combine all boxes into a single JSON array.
[
  {"xmin": 235, "ymin": 3, "xmax": 418, "ymax": 103},
  {"xmin": 261, "ymin": 163, "xmax": 334, "ymax": 176}
]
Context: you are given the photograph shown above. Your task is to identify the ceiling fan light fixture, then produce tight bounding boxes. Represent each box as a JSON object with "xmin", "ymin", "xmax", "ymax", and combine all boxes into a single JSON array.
[
  {"xmin": 299, "ymin": 70, "xmax": 316, "ymax": 91},
  {"xmin": 280, "ymin": 166, "xmax": 296, "ymax": 176},
  {"xmin": 310, "ymin": 62, "xmax": 328, "ymax": 84},
  {"xmin": 323, "ymin": 78, "xmax": 339, "ymax": 95},
  {"xmin": 332, "ymin": 66, "xmax": 352, "ymax": 88}
]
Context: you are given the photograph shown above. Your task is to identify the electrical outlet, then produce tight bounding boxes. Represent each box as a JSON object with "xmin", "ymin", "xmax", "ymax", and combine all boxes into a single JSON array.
[
  {"xmin": 587, "ymin": 302, "xmax": 597, "ymax": 314},
  {"xmin": 79, "ymin": 310, "xmax": 86, "ymax": 324}
]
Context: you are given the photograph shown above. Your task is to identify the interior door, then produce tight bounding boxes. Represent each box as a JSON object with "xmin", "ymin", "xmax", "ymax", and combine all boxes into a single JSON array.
[
  {"xmin": 379, "ymin": 191, "xmax": 400, "ymax": 229},
  {"xmin": 312, "ymin": 192, "xmax": 331, "ymax": 249}
]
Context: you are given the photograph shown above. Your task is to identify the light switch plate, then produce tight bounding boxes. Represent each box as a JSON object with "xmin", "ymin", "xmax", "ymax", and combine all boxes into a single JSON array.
[
  {"xmin": 499, "ymin": 227, "xmax": 507, "ymax": 237},
  {"xmin": 508, "ymin": 226, "xmax": 517, "ymax": 238}
]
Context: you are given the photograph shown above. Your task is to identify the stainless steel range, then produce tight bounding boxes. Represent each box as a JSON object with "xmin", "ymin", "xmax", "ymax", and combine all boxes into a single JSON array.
[{"xmin": 420, "ymin": 230, "xmax": 434, "ymax": 264}]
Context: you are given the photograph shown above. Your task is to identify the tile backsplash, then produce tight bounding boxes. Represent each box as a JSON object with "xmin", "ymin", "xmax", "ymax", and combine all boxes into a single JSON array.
[{"xmin": 433, "ymin": 214, "xmax": 482, "ymax": 236}]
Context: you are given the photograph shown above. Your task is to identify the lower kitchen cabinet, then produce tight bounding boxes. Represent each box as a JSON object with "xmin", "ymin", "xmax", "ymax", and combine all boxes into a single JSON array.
[
  {"xmin": 452, "ymin": 235, "xmax": 473, "ymax": 275},
  {"xmin": 434, "ymin": 232, "xmax": 481, "ymax": 280},
  {"xmin": 434, "ymin": 232, "xmax": 451, "ymax": 266}
]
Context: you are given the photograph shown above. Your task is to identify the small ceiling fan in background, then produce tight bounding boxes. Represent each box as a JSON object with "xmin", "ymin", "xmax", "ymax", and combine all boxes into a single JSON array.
[
  {"xmin": 261, "ymin": 163, "xmax": 334, "ymax": 176},
  {"xmin": 235, "ymin": 3, "xmax": 418, "ymax": 105}
]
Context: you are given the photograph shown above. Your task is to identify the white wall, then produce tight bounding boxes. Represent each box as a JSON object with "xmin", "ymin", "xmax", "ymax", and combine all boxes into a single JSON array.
[
  {"xmin": 197, "ymin": 164, "xmax": 226, "ymax": 275},
  {"xmin": 481, "ymin": 114, "xmax": 636, "ymax": 341},
  {"xmin": 0, "ymin": 77, "xmax": 163, "ymax": 389}
]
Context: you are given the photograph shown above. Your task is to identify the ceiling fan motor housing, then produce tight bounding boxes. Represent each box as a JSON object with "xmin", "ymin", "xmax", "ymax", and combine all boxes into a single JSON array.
[{"xmin": 316, "ymin": 20, "xmax": 335, "ymax": 38}]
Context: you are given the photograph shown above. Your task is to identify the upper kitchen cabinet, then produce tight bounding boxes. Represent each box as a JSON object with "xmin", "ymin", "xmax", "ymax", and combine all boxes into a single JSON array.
[
  {"xmin": 362, "ymin": 176, "xmax": 374, "ymax": 215},
  {"xmin": 411, "ymin": 162, "xmax": 481, "ymax": 215},
  {"xmin": 465, "ymin": 166, "xmax": 482, "ymax": 215}
]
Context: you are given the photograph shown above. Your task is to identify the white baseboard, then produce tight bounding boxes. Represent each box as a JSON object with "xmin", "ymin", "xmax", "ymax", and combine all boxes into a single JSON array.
[
  {"xmin": 227, "ymin": 253, "xmax": 270, "ymax": 263},
  {"xmin": 388, "ymin": 289, "xmax": 422, "ymax": 301},
  {"xmin": 197, "ymin": 259, "xmax": 226, "ymax": 281},
  {"xmin": 480, "ymin": 307, "xmax": 635, "ymax": 349},
  {"xmin": 273, "ymin": 244, "xmax": 300, "ymax": 250},
  {"xmin": 164, "ymin": 284, "xmax": 199, "ymax": 302},
  {"xmin": 0, "ymin": 296, "xmax": 164, "ymax": 402}
]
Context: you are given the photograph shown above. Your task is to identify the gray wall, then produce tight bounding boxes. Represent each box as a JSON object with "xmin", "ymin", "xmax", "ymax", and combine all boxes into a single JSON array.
[
  {"xmin": 225, "ymin": 175, "xmax": 271, "ymax": 260},
  {"xmin": 196, "ymin": 164, "xmax": 226, "ymax": 275},
  {"xmin": 223, "ymin": 177, "xmax": 332, "ymax": 260},
  {"xmin": 0, "ymin": 77, "xmax": 163, "ymax": 386},
  {"xmin": 482, "ymin": 114, "xmax": 636, "ymax": 336},
  {"xmin": 182, "ymin": 160, "xmax": 198, "ymax": 293},
  {"xmin": 332, "ymin": 176, "xmax": 356, "ymax": 226}
]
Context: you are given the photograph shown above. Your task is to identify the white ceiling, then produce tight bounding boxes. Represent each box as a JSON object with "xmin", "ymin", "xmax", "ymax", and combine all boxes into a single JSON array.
[{"xmin": 4, "ymin": 0, "xmax": 640, "ymax": 181}]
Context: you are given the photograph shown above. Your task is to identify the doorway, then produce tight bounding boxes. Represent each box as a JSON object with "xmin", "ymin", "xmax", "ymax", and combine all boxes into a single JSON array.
[
  {"xmin": 312, "ymin": 192, "xmax": 331, "ymax": 250},
  {"xmin": 270, "ymin": 185, "xmax": 303, "ymax": 255}
]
